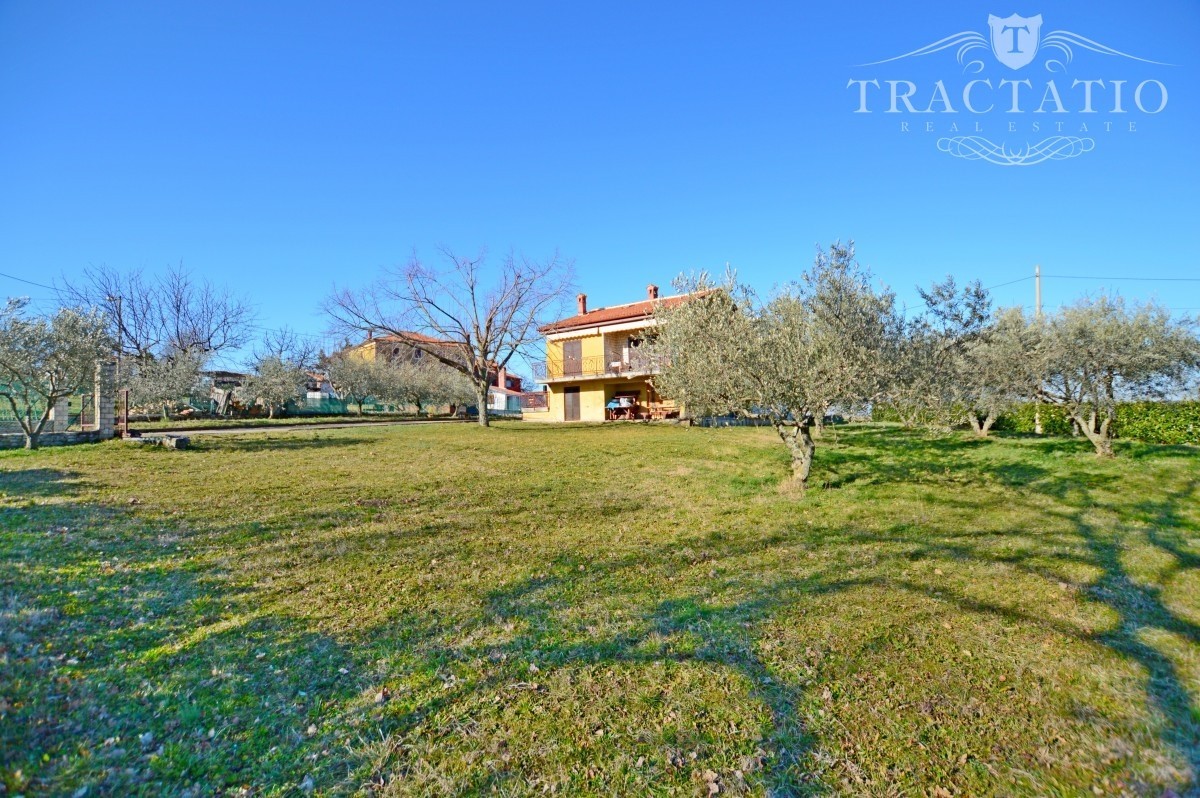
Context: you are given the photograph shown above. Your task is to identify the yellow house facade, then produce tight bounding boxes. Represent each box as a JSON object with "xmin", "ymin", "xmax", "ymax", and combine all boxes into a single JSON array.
[{"xmin": 531, "ymin": 285, "xmax": 687, "ymax": 423}]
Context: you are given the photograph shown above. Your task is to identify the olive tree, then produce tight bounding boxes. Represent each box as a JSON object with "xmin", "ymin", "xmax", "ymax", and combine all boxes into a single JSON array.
[
  {"xmin": 238, "ymin": 356, "xmax": 307, "ymax": 418},
  {"xmin": 324, "ymin": 353, "xmax": 387, "ymax": 415},
  {"xmin": 1038, "ymin": 296, "xmax": 1200, "ymax": 457},
  {"xmin": 0, "ymin": 299, "xmax": 111, "ymax": 449},
  {"xmin": 652, "ymin": 242, "xmax": 895, "ymax": 487},
  {"xmin": 127, "ymin": 346, "xmax": 206, "ymax": 420},
  {"xmin": 325, "ymin": 248, "xmax": 573, "ymax": 427},
  {"xmin": 237, "ymin": 329, "xmax": 316, "ymax": 419},
  {"xmin": 883, "ymin": 277, "xmax": 990, "ymax": 430},
  {"xmin": 955, "ymin": 307, "xmax": 1042, "ymax": 437},
  {"xmin": 382, "ymin": 358, "xmax": 476, "ymax": 415}
]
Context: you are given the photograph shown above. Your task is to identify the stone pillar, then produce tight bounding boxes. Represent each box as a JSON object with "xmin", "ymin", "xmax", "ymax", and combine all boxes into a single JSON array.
[
  {"xmin": 49, "ymin": 396, "xmax": 70, "ymax": 433},
  {"xmin": 95, "ymin": 362, "xmax": 116, "ymax": 439}
]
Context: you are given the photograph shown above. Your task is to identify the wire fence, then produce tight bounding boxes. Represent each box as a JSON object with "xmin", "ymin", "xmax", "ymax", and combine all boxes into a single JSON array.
[
  {"xmin": 0, "ymin": 385, "xmax": 93, "ymax": 434},
  {"xmin": 0, "ymin": 398, "xmax": 41, "ymax": 433}
]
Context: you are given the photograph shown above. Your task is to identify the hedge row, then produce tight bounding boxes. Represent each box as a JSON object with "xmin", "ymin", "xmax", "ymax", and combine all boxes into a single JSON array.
[
  {"xmin": 872, "ymin": 401, "xmax": 1200, "ymax": 445},
  {"xmin": 1109, "ymin": 401, "xmax": 1200, "ymax": 446},
  {"xmin": 990, "ymin": 403, "xmax": 1072, "ymax": 436}
]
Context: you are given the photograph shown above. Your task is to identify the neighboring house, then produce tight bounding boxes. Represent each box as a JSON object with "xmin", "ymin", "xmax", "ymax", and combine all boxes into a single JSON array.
[
  {"xmin": 349, "ymin": 331, "xmax": 453, "ymax": 364},
  {"xmin": 488, "ymin": 370, "xmax": 525, "ymax": 413},
  {"xmin": 346, "ymin": 331, "xmax": 524, "ymax": 412},
  {"xmin": 531, "ymin": 284, "xmax": 687, "ymax": 422},
  {"xmin": 304, "ymin": 371, "xmax": 338, "ymax": 402}
]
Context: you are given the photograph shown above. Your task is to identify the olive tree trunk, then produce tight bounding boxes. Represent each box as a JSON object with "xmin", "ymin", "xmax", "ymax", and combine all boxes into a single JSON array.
[
  {"xmin": 1072, "ymin": 408, "xmax": 1114, "ymax": 457},
  {"xmin": 8, "ymin": 400, "xmax": 51, "ymax": 450},
  {"xmin": 774, "ymin": 419, "xmax": 816, "ymax": 486},
  {"xmin": 967, "ymin": 410, "xmax": 996, "ymax": 438}
]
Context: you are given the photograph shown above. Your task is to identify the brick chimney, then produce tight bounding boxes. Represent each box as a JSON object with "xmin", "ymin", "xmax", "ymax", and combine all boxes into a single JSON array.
[
  {"xmin": 647, "ymin": 284, "xmax": 659, "ymax": 300},
  {"xmin": 577, "ymin": 293, "xmax": 587, "ymax": 315},
  {"xmin": 366, "ymin": 327, "xmax": 375, "ymax": 340}
]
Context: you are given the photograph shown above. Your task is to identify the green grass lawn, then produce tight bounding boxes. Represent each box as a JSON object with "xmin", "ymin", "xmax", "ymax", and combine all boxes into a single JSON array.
[{"xmin": 1, "ymin": 423, "xmax": 1197, "ymax": 796}]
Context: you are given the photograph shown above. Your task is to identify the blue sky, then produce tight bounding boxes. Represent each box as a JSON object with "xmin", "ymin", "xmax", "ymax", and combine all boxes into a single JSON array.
[{"xmin": 2, "ymin": 1, "xmax": 1197, "ymax": 372}]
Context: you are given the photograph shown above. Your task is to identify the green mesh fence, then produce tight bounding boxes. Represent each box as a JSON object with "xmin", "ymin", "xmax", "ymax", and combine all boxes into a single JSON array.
[
  {"xmin": 0, "ymin": 396, "xmax": 42, "ymax": 433},
  {"xmin": 0, "ymin": 384, "xmax": 93, "ymax": 433}
]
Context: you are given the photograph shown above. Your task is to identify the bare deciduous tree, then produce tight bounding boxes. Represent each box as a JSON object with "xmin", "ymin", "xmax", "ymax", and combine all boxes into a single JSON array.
[
  {"xmin": 252, "ymin": 327, "xmax": 319, "ymax": 372},
  {"xmin": 325, "ymin": 248, "xmax": 573, "ymax": 426},
  {"xmin": 0, "ymin": 299, "xmax": 111, "ymax": 449},
  {"xmin": 58, "ymin": 263, "xmax": 256, "ymax": 365}
]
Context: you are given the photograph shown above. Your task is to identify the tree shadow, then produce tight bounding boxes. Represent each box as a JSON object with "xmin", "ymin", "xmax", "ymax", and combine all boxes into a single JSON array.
[
  {"xmin": 1071, "ymin": 504, "xmax": 1200, "ymax": 777},
  {"xmin": 0, "ymin": 468, "xmax": 82, "ymax": 499},
  {"xmin": 1135, "ymin": 480, "xmax": 1200, "ymax": 574},
  {"xmin": 0, "ymin": 480, "xmax": 363, "ymax": 796},
  {"xmin": 1123, "ymin": 443, "xmax": 1200, "ymax": 461},
  {"xmin": 201, "ymin": 434, "xmax": 376, "ymax": 452},
  {"xmin": 830, "ymin": 456, "xmax": 1200, "ymax": 784},
  {"xmin": 6, "ymin": 427, "xmax": 1200, "ymax": 795}
]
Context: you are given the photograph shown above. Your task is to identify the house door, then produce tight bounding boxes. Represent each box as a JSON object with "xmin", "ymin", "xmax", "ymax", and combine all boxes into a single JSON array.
[
  {"xmin": 564, "ymin": 386, "xmax": 581, "ymax": 421},
  {"xmin": 562, "ymin": 339, "xmax": 582, "ymax": 376}
]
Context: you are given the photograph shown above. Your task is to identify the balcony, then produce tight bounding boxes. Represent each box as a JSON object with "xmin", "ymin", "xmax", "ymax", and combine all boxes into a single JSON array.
[{"xmin": 532, "ymin": 353, "xmax": 662, "ymax": 382}]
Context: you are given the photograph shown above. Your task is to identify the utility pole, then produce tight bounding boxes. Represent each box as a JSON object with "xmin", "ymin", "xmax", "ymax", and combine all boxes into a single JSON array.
[
  {"xmin": 1035, "ymin": 264, "xmax": 1042, "ymax": 318},
  {"xmin": 106, "ymin": 294, "xmax": 123, "ymax": 388},
  {"xmin": 1033, "ymin": 265, "xmax": 1043, "ymax": 435}
]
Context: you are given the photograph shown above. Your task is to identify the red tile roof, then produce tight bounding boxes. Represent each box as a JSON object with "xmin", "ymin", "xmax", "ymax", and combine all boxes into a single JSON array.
[
  {"xmin": 363, "ymin": 331, "xmax": 455, "ymax": 347},
  {"xmin": 539, "ymin": 293, "xmax": 698, "ymax": 334}
]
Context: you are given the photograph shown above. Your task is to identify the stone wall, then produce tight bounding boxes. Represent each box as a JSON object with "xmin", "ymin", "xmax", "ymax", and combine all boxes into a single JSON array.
[{"xmin": 0, "ymin": 430, "xmax": 104, "ymax": 450}]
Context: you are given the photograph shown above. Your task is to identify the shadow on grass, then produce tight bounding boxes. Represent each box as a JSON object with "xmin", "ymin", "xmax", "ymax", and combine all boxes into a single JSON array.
[
  {"xmin": 0, "ymin": 475, "xmax": 362, "ymax": 796},
  {"xmin": 0, "ymin": 467, "xmax": 82, "ymax": 499},
  {"xmin": 203, "ymin": 434, "xmax": 376, "ymax": 452},
  {"xmin": 4, "ymin": 427, "xmax": 1199, "ymax": 795},
  {"xmin": 810, "ymin": 432, "xmax": 1200, "ymax": 783},
  {"xmin": 1122, "ymin": 443, "xmax": 1200, "ymax": 460}
]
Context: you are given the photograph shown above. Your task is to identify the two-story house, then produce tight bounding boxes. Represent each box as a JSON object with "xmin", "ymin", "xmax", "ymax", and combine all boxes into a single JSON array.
[
  {"xmin": 532, "ymin": 284, "xmax": 688, "ymax": 422},
  {"xmin": 347, "ymin": 331, "xmax": 524, "ymax": 413}
]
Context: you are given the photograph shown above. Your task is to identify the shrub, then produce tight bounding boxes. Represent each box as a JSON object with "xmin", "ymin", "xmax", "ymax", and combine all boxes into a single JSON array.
[
  {"xmin": 871, "ymin": 404, "xmax": 901, "ymax": 423},
  {"xmin": 992, "ymin": 403, "xmax": 1073, "ymax": 436},
  {"xmin": 1111, "ymin": 401, "xmax": 1200, "ymax": 445},
  {"xmin": 991, "ymin": 401, "xmax": 1200, "ymax": 445}
]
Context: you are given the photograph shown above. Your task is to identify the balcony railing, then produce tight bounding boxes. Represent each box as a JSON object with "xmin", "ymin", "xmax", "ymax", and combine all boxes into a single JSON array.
[
  {"xmin": 519, "ymin": 390, "xmax": 548, "ymax": 411},
  {"xmin": 532, "ymin": 353, "xmax": 662, "ymax": 381}
]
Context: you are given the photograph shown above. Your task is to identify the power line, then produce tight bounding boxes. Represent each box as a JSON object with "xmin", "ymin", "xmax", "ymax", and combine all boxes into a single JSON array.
[
  {"xmin": 985, "ymin": 276, "xmax": 1034, "ymax": 290},
  {"xmin": 1044, "ymin": 274, "xmax": 1200, "ymax": 282},
  {"xmin": 0, "ymin": 270, "xmax": 56, "ymax": 291}
]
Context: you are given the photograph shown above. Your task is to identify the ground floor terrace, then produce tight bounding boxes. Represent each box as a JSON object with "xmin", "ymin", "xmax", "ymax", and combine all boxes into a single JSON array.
[{"xmin": 526, "ymin": 376, "xmax": 680, "ymax": 422}]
